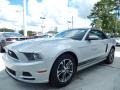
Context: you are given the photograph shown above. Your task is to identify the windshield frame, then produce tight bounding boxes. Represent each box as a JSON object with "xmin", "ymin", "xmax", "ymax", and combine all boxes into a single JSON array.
[{"xmin": 55, "ymin": 29, "xmax": 88, "ymax": 40}]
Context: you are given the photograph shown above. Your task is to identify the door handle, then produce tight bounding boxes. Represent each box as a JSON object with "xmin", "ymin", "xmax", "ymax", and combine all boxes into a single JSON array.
[{"xmin": 91, "ymin": 47, "xmax": 97, "ymax": 50}]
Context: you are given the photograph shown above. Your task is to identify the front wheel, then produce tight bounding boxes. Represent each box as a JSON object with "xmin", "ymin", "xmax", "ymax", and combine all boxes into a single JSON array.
[
  {"xmin": 0, "ymin": 45, "xmax": 5, "ymax": 53},
  {"xmin": 49, "ymin": 54, "xmax": 77, "ymax": 87},
  {"xmin": 104, "ymin": 48, "xmax": 115, "ymax": 64}
]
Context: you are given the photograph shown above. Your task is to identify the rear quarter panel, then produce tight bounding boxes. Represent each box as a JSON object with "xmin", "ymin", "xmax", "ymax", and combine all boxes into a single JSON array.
[{"xmin": 106, "ymin": 38, "xmax": 116, "ymax": 55}]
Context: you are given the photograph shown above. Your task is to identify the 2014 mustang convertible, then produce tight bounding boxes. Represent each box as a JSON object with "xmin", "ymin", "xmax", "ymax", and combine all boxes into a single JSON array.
[{"xmin": 3, "ymin": 28, "xmax": 116, "ymax": 87}]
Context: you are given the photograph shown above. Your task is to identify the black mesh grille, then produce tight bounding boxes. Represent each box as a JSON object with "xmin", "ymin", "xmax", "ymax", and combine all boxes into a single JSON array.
[
  {"xmin": 8, "ymin": 50, "xmax": 18, "ymax": 59},
  {"xmin": 6, "ymin": 67, "xmax": 16, "ymax": 76},
  {"xmin": 23, "ymin": 72, "xmax": 32, "ymax": 76}
]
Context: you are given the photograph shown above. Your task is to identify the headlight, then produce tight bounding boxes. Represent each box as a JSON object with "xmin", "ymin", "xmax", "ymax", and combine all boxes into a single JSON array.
[{"xmin": 24, "ymin": 53, "xmax": 42, "ymax": 61}]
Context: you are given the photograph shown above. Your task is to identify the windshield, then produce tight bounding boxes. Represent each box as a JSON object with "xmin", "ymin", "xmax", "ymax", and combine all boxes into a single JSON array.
[
  {"xmin": 3, "ymin": 32, "xmax": 23, "ymax": 37},
  {"xmin": 55, "ymin": 29, "xmax": 88, "ymax": 40}
]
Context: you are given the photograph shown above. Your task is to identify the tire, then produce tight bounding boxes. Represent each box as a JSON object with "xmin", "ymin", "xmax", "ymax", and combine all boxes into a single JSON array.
[
  {"xmin": 49, "ymin": 54, "xmax": 77, "ymax": 87},
  {"xmin": 0, "ymin": 44, "xmax": 2, "ymax": 52},
  {"xmin": 0, "ymin": 41, "xmax": 5, "ymax": 53},
  {"xmin": 1, "ymin": 47, "xmax": 5, "ymax": 53},
  {"xmin": 0, "ymin": 45, "xmax": 5, "ymax": 53},
  {"xmin": 104, "ymin": 48, "xmax": 115, "ymax": 64}
]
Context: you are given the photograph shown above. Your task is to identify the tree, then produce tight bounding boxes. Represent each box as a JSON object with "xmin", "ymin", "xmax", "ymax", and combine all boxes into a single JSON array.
[
  {"xmin": 0, "ymin": 28, "xmax": 14, "ymax": 32},
  {"xmin": 19, "ymin": 30, "xmax": 35, "ymax": 36},
  {"xmin": 27, "ymin": 31, "xmax": 34, "ymax": 36},
  {"xmin": 89, "ymin": 0, "xmax": 118, "ymax": 33},
  {"xmin": 19, "ymin": 30, "xmax": 24, "ymax": 35}
]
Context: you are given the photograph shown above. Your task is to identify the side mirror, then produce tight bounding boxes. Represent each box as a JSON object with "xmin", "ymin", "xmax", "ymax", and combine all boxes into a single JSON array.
[
  {"xmin": 107, "ymin": 35, "xmax": 113, "ymax": 38},
  {"xmin": 86, "ymin": 35, "xmax": 100, "ymax": 41}
]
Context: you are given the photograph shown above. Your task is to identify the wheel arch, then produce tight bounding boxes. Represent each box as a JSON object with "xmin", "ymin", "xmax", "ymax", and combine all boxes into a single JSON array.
[
  {"xmin": 49, "ymin": 51, "xmax": 78, "ymax": 81},
  {"xmin": 107, "ymin": 45, "xmax": 115, "ymax": 54},
  {"xmin": 57, "ymin": 51, "xmax": 78, "ymax": 66},
  {"xmin": 111, "ymin": 46, "xmax": 115, "ymax": 50}
]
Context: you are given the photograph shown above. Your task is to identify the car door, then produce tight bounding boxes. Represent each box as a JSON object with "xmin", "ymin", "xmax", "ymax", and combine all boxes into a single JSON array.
[
  {"xmin": 85, "ymin": 30, "xmax": 107, "ymax": 60},
  {"xmin": 76, "ymin": 29, "xmax": 108, "ymax": 63}
]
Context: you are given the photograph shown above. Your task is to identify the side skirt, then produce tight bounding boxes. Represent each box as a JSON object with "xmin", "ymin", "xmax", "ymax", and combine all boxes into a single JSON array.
[{"xmin": 77, "ymin": 56, "xmax": 107, "ymax": 71}]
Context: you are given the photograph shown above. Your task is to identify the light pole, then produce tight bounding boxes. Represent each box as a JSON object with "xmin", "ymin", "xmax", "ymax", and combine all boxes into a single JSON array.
[
  {"xmin": 40, "ymin": 17, "xmax": 45, "ymax": 34},
  {"xmin": 68, "ymin": 0, "xmax": 74, "ymax": 29},
  {"xmin": 67, "ymin": 16, "xmax": 73, "ymax": 29},
  {"xmin": 67, "ymin": 21, "xmax": 71, "ymax": 29},
  {"xmin": 88, "ymin": 16, "xmax": 96, "ymax": 28},
  {"xmin": 116, "ymin": 0, "xmax": 120, "ymax": 19},
  {"xmin": 23, "ymin": 0, "xmax": 27, "ymax": 36},
  {"xmin": 71, "ymin": 16, "xmax": 73, "ymax": 29},
  {"xmin": 114, "ymin": 0, "xmax": 120, "ymax": 35}
]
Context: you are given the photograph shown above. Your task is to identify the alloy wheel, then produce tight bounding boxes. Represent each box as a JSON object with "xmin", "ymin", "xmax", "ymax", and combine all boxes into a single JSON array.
[{"xmin": 57, "ymin": 59, "xmax": 73, "ymax": 83}]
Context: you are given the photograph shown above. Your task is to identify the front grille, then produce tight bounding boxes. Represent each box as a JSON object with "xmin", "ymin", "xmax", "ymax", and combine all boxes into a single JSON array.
[
  {"xmin": 6, "ymin": 67, "xmax": 16, "ymax": 76},
  {"xmin": 23, "ymin": 72, "xmax": 32, "ymax": 76},
  {"xmin": 8, "ymin": 50, "xmax": 18, "ymax": 59}
]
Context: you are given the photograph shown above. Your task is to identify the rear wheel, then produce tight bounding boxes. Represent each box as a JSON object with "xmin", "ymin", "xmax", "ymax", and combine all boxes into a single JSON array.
[
  {"xmin": 49, "ymin": 54, "xmax": 77, "ymax": 87},
  {"xmin": 0, "ymin": 44, "xmax": 2, "ymax": 52},
  {"xmin": 104, "ymin": 48, "xmax": 115, "ymax": 64}
]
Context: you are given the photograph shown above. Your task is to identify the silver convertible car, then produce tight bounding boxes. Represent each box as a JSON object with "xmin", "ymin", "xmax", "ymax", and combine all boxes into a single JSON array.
[{"xmin": 3, "ymin": 28, "xmax": 116, "ymax": 87}]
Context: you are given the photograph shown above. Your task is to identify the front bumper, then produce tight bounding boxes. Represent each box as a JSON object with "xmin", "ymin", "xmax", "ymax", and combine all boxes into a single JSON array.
[
  {"xmin": 3, "ymin": 54, "xmax": 50, "ymax": 83},
  {"xmin": 116, "ymin": 42, "xmax": 120, "ymax": 46}
]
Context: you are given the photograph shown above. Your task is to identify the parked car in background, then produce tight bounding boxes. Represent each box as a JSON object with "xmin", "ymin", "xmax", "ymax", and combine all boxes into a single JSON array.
[
  {"xmin": 29, "ymin": 34, "xmax": 51, "ymax": 39},
  {"xmin": 3, "ymin": 28, "xmax": 116, "ymax": 87},
  {"xmin": 0, "ymin": 32, "xmax": 27, "ymax": 52},
  {"xmin": 114, "ymin": 37, "xmax": 120, "ymax": 46}
]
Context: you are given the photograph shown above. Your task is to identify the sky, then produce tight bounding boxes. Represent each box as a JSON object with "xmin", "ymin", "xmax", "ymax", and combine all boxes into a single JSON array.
[{"xmin": 0, "ymin": 0, "xmax": 100, "ymax": 33}]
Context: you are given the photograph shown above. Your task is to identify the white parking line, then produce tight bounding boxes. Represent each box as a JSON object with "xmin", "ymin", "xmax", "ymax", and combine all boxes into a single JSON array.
[
  {"xmin": 115, "ymin": 51, "xmax": 120, "ymax": 57},
  {"xmin": 0, "ymin": 54, "xmax": 5, "ymax": 72}
]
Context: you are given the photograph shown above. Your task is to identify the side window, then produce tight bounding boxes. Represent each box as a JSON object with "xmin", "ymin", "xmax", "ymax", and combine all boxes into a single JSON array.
[
  {"xmin": 99, "ymin": 31, "xmax": 108, "ymax": 39},
  {"xmin": 88, "ymin": 30, "xmax": 102, "ymax": 40},
  {"xmin": 88, "ymin": 30, "xmax": 107, "ymax": 40},
  {"xmin": 0, "ymin": 35, "xmax": 1, "ymax": 41},
  {"xmin": 0, "ymin": 34, "xmax": 4, "ymax": 39},
  {"xmin": 94, "ymin": 30, "xmax": 107, "ymax": 39},
  {"xmin": 0, "ymin": 34, "xmax": 3, "ymax": 41}
]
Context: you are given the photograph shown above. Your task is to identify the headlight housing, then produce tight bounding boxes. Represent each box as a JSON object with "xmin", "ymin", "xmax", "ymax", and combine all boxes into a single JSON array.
[{"xmin": 24, "ymin": 53, "xmax": 42, "ymax": 61}]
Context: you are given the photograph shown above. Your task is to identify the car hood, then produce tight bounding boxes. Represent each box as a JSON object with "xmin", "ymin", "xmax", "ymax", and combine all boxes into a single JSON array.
[{"xmin": 5, "ymin": 37, "xmax": 72, "ymax": 52}]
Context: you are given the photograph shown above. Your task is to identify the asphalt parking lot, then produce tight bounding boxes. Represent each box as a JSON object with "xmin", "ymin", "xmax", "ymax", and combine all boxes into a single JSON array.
[{"xmin": 0, "ymin": 47, "xmax": 120, "ymax": 90}]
